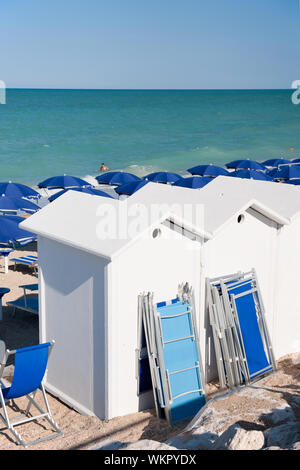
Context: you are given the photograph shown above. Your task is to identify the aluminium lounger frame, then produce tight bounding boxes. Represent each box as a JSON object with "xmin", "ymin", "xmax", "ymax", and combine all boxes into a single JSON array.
[
  {"xmin": 227, "ymin": 270, "xmax": 276, "ymax": 380},
  {"xmin": 137, "ymin": 292, "xmax": 166, "ymax": 419},
  {"xmin": 137, "ymin": 284, "xmax": 206, "ymax": 425},
  {"xmin": 207, "ymin": 268, "xmax": 276, "ymax": 390}
]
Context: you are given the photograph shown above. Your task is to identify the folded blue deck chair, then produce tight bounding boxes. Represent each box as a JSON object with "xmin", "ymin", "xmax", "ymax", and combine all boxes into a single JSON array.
[
  {"xmin": 207, "ymin": 269, "xmax": 276, "ymax": 390},
  {"xmin": 229, "ymin": 281, "xmax": 273, "ymax": 381},
  {"xmin": 155, "ymin": 300, "xmax": 206, "ymax": 424},
  {"xmin": 138, "ymin": 287, "xmax": 206, "ymax": 425},
  {"xmin": 0, "ymin": 341, "xmax": 63, "ymax": 447}
]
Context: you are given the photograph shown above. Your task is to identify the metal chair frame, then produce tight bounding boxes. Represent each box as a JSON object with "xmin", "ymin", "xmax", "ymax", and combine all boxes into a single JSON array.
[{"xmin": 0, "ymin": 340, "xmax": 63, "ymax": 447}]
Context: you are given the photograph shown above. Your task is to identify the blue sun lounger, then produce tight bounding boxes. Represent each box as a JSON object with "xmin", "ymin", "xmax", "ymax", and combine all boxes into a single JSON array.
[
  {"xmin": 155, "ymin": 300, "xmax": 206, "ymax": 424},
  {"xmin": 10, "ymin": 255, "xmax": 38, "ymax": 275},
  {"xmin": 207, "ymin": 269, "xmax": 276, "ymax": 390},
  {"xmin": 7, "ymin": 284, "xmax": 39, "ymax": 316},
  {"xmin": 138, "ymin": 285, "xmax": 206, "ymax": 425},
  {"xmin": 227, "ymin": 278, "xmax": 274, "ymax": 381},
  {"xmin": 0, "ymin": 341, "xmax": 63, "ymax": 447}
]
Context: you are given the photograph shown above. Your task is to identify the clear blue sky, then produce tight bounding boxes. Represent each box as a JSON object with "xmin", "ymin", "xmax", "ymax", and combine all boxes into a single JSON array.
[{"xmin": 1, "ymin": 0, "xmax": 300, "ymax": 89}]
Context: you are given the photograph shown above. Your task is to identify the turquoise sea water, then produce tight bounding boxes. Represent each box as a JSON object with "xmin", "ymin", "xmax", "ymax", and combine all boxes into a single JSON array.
[{"xmin": 0, "ymin": 89, "xmax": 300, "ymax": 186}]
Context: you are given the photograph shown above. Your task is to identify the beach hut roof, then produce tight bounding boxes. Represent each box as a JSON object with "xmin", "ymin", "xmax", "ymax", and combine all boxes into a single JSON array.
[
  {"xmin": 20, "ymin": 189, "xmax": 211, "ymax": 261},
  {"xmin": 199, "ymin": 176, "xmax": 300, "ymax": 223},
  {"xmin": 21, "ymin": 177, "xmax": 299, "ymax": 259},
  {"xmin": 128, "ymin": 177, "xmax": 297, "ymax": 235}
]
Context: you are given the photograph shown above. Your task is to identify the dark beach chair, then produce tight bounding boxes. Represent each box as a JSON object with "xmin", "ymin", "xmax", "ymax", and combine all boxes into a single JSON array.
[{"xmin": 7, "ymin": 283, "xmax": 39, "ymax": 317}]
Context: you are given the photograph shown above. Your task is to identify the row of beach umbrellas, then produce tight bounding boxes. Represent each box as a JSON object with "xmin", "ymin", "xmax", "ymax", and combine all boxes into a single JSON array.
[
  {"xmin": 0, "ymin": 156, "xmax": 300, "ymax": 247},
  {"xmin": 94, "ymin": 158, "xmax": 300, "ymax": 195},
  {"xmin": 22, "ymin": 158, "xmax": 300, "ymax": 202}
]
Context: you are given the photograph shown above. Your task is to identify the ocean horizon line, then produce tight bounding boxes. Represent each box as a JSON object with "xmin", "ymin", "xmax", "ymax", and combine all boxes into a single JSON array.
[{"xmin": 5, "ymin": 87, "xmax": 293, "ymax": 92}]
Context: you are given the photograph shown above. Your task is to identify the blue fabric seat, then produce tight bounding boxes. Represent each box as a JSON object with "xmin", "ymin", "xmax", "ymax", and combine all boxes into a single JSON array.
[
  {"xmin": 227, "ymin": 278, "xmax": 274, "ymax": 381},
  {"xmin": 156, "ymin": 300, "xmax": 206, "ymax": 424}
]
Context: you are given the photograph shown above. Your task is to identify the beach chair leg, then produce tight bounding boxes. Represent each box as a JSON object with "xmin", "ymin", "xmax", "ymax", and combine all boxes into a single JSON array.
[
  {"xmin": 0, "ymin": 390, "xmax": 26, "ymax": 446},
  {"xmin": 23, "ymin": 386, "xmax": 63, "ymax": 442},
  {"xmin": 0, "ymin": 389, "xmax": 10, "ymax": 426},
  {"xmin": 11, "ymin": 306, "xmax": 16, "ymax": 318},
  {"xmin": 0, "ymin": 387, "xmax": 63, "ymax": 448},
  {"xmin": 25, "ymin": 390, "xmax": 38, "ymax": 416}
]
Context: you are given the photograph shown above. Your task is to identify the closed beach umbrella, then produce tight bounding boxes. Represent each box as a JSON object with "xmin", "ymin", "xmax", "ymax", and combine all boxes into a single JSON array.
[
  {"xmin": 230, "ymin": 169, "xmax": 274, "ymax": 181},
  {"xmin": 48, "ymin": 187, "xmax": 114, "ymax": 202},
  {"xmin": 0, "ymin": 181, "xmax": 40, "ymax": 200},
  {"xmin": 38, "ymin": 175, "xmax": 91, "ymax": 190},
  {"xmin": 96, "ymin": 171, "xmax": 141, "ymax": 186},
  {"xmin": 115, "ymin": 180, "xmax": 149, "ymax": 196},
  {"xmin": 225, "ymin": 159, "xmax": 266, "ymax": 171},
  {"xmin": 143, "ymin": 172, "xmax": 182, "ymax": 184},
  {"xmin": 270, "ymin": 165, "xmax": 300, "ymax": 180},
  {"xmin": 266, "ymin": 168, "xmax": 281, "ymax": 178},
  {"xmin": 284, "ymin": 179, "xmax": 300, "ymax": 185},
  {"xmin": 187, "ymin": 164, "xmax": 229, "ymax": 177},
  {"xmin": 0, "ymin": 215, "xmax": 37, "ymax": 247},
  {"xmin": 262, "ymin": 158, "xmax": 291, "ymax": 167},
  {"xmin": 172, "ymin": 176, "xmax": 214, "ymax": 189},
  {"xmin": 0, "ymin": 195, "xmax": 40, "ymax": 214}
]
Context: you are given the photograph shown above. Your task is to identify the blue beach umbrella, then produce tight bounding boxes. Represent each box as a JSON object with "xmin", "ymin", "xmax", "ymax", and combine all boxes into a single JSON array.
[
  {"xmin": 0, "ymin": 182, "xmax": 40, "ymax": 200},
  {"xmin": 230, "ymin": 169, "xmax": 274, "ymax": 181},
  {"xmin": 38, "ymin": 175, "xmax": 92, "ymax": 190},
  {"xmin": 0, "ymin": 195, "xmax": 40, "ymax": 214},
  {"xmin": 262, "ymin": 158, "xmax": 291, "ymax": 167},
  {"xmin": 115, "ymin": 180, "xmax": 149, "ymax": 196},
  {"xmin": 96, "ymin": 171, "xmax": 141, "ymax": 186},
  {"xmin": 0, "ymin": 215, "xmax": 37, "ymax": 247},
  {"xmin": 187, "ymin": 164, "xmax": 229, "ymax": 177},
  {"xmin": 269, "ymin": 164, "xmax": 300, "ymax": 180},
  {"xmin": 143, "ymin": 172, "xmax": 182, "ymax": 184},
  {"xmin": 172, "ymin": 176, "xmax": 214, "ymax": 189},
  {"xmin": 48, "ymin": 187, "xmax": 114, "ymax": 202},
  {"xmin": 225, "ymin": 159, "xmax": 266, "ymax": 171}
]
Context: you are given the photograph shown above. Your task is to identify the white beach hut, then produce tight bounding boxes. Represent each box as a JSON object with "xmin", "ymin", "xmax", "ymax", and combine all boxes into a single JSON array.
[
  {"xmin": 20, "ymin": 178, "xmax": 300, "ymax": 419},
  {"xmin": 127, "ymin": 179, "xmax": 299, "ymax": 380},
  {"xmin": 197, "ymin": 176, "xmax": 300, "ymax": 360},
  {"xmin": 20, "ymin": 190, "xmax": 209, "ymax": 419}
]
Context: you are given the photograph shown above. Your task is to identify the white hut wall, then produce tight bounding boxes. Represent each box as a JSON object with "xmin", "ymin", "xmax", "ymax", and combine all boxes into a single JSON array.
[
  {"xmin": 38, "ymin": 236, "xmax": 109, "ymax": 418},
  {"xmin": 107, "ymin": 224, "xmax": 202, "ymax": 419}
]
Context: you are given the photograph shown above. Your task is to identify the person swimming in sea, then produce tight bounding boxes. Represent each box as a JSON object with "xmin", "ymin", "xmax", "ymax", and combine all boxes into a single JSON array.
[{"xmin": 99, "ymin": 163, "xmax": 109, "ymax": 172}]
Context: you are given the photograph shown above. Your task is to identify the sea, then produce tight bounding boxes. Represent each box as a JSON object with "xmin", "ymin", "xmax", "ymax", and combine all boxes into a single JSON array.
[{"xmin": 0, "ymin": 89, "xmax": 299, "ymax": 187}]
